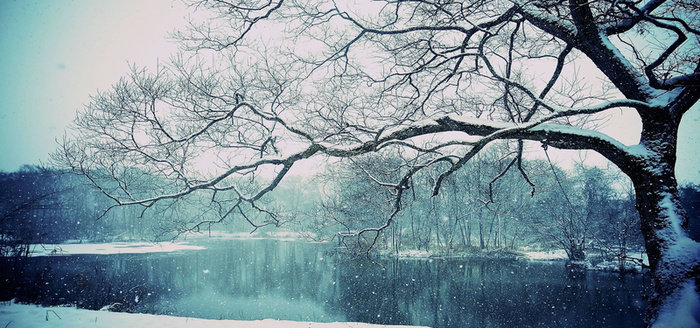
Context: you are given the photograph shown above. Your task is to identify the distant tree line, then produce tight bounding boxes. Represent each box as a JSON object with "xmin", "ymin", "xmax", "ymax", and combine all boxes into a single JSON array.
[
  {"xmin": 0, "ymin": 166, "xmax": 100, "ymax": 253},
  {"xmin": 0, "ymin": 166, "xmax": 181, "ymax": 255},
  {"xmin": 1, "ymin": 162, "xmax": 698, "ymax": 266},
  {"xmin": 281, "ymin": 149, "xmax": 699, "ymax": 266},
  {"xmin": 0, "ymin": 164, "xmax": 313, "ymax": 255}
]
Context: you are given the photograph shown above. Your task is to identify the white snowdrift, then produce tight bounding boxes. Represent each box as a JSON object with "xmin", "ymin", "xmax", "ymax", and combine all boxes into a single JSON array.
[
  {"xmin": 0, "ymin": 303, "xmax": 429, "ymax": 328},
  {"xmin": 653, "ymin": 280, "xmax": 700, "ymax": 328}
]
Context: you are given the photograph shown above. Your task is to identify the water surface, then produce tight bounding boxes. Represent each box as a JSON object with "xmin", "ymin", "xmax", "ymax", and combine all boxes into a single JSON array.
[{"xmin": 1, "ymin": 239, "xmax": 648, "ymax": 327}]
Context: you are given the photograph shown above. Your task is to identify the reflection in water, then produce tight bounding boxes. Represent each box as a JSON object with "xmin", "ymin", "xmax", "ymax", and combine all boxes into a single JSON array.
[
  {"xmin": 335, "ymin": 258, "xmax": 646, "ymax": 327},
  {"xmin": 155, "ymin": 240, "xmax": 345, "ymax": 322},
  {"xmin": 1, "ymin": 239, "xmax": 647, "ymax": 327}
]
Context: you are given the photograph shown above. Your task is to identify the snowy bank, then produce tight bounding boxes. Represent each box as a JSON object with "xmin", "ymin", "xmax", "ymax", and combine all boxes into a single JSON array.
[
  {"xmin": 27, "ymin": 242, "xmax": 205, "ymax": 257},
  {"xmin": 522, "ymin": 249, "xmax": 568, "ymax": 261},
  {"xmin": 523, "ymin": 249, "xmax": 650, "ymax": 273},
  {"xmin": 0, "ymin": 303, "xmax": 429, "ymax": 328},
  {"xmin": 20, "ymin": 230, "xmax": 324, "ymax": 257}
]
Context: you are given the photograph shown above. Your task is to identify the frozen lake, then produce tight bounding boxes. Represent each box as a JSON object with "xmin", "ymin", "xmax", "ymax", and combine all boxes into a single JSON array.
[{"xmin": 1, "ymin": 239, "xmax": 648, "ymax": 327}]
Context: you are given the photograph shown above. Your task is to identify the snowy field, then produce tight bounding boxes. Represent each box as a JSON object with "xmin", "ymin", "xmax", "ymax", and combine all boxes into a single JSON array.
[{"xmin": 0, "ymin": 303, "xmax": 430, "ymax": 328}]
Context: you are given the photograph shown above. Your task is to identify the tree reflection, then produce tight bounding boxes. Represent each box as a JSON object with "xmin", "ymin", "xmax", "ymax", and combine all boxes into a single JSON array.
[{"xmin": 2, "ymin": 240, "xmax": 647, "ymax": 327}]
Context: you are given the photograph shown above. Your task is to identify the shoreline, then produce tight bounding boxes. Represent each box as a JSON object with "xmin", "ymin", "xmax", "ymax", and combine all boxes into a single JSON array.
[{"xmin": 0, "ymin": 302, "xmax": 429, "ymax": 328}]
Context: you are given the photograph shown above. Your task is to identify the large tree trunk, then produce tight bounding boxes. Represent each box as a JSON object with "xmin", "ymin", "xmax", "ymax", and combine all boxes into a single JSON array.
[
  {"xmin": 626, "ymin": 119, "xmax": 700, "ymax": 326},
  {"xmin": 632, "ymin": 175, "xmax": 700, "ymax": 326}
]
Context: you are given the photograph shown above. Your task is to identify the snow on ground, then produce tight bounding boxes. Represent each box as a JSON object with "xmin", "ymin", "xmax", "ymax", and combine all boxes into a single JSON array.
[
  {"xmin": 654, "ymin": 279, "xmax": 700, "ymax": 328},
  {"xmin": 28, "ymin": 242, "xmax": 206, "ymax": 257},
  {"xmin": 521, "ymin": 249, "xmax": 568, "ymax": 261},
  {"xmin": 0, "ymin": 303, "xmax": 429, "ymax": 328}
]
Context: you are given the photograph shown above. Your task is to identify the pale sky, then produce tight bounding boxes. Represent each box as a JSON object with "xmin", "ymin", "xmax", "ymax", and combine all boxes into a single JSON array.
[
  {"xmin": 0, "ymin": 0, "xmax": 186, "ymax": 171},
  {"xmin": 0, "ymin": 0, "xmax": 698, "ymax": 183}
]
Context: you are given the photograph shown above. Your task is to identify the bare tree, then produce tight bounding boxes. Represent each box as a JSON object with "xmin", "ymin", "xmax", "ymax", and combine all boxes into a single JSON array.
[
  {"xmin": 594, "ymin": 183, "xmax": 645, "ymax": 272},
  {"xmin": 54, "ymin": 0, "xmax": 699, "ymax": 325}
]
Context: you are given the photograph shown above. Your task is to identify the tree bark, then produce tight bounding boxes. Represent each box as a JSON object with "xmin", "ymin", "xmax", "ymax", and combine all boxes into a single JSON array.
[{"xmin": 624, "ymin": 117, "xmax": 700, "ymax": 325}]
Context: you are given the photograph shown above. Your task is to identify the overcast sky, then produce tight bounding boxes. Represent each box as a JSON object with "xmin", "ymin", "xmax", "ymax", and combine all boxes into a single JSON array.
[
  {"xmin": 0, "ymin": 0, "xmax": 698, "ymax": 183},
  {"xmin": 0, "ymin": 0, "xmax": 186, "ymax": 171}
]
